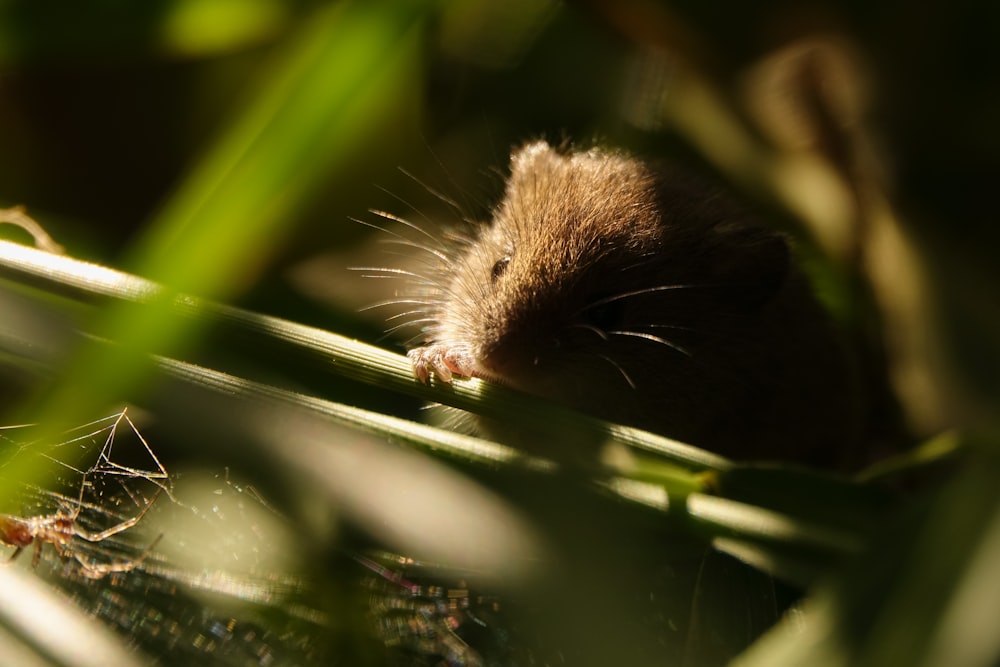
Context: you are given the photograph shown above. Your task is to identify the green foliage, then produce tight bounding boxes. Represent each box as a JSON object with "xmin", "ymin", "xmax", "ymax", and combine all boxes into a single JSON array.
[{"xmin": 0, "ymin": 0, "xmax": 996, "ymax": 665}]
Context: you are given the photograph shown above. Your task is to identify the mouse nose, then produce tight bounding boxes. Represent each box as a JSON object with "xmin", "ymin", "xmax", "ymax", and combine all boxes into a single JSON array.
[
  {"xmin": 477, "ymin": 315, "xmax": 553, "ymax": 378},
  {"xmin": 478, "ymin": 332, "xmax": 522, "ymax": 376}
]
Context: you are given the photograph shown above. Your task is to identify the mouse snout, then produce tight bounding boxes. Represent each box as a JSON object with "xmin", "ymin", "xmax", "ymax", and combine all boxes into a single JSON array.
[
  {"xmin": 475, "ymin": 307, "xmax": 561, "ymax": 380},
  {"xmin": 477, "ymin": 325, "xmax": 536, "ymax": 378}
]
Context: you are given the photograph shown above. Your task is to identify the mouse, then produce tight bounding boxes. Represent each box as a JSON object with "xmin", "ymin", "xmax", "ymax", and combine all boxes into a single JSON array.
[{"xmin": 401, "ymin": 140, "xmax": 861, "ymax": 467}]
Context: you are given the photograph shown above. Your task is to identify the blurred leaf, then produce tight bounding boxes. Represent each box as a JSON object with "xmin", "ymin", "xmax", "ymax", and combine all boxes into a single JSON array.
[
  {"xmin": 438, "ymin": 0, "xmax": 558, "ymax": 68},
  {"xmin": 0, "ymin": 567, "xmax": 148, "ymax": 667},
  {"xmin": 10, "ymin": 0, "xmax": 433, "ymax": 461},
  {"xmin": 684, "ymin": 549, "xmax": 782, "ymax": 667},
  {"xmin": 157, "ymin": 0, "xmax": 295, "ymax": 57},
  {"xmin": 735, "ymin": 439, "xmax": 1000, "ymax": 667},
  {"xmin": 711, "ymin": 464, "xmax": 894, "ymax": 534},
  {"xmin": 855, "ymin": 430, "xmax": 962, "ymax": 484},
  {"xmin": 683, "ymin": 493, "xmax": 864, "ymax": 588},
  {"xmin": 0, "ymin": 0, "xmax": 302, "ymax": 62}
]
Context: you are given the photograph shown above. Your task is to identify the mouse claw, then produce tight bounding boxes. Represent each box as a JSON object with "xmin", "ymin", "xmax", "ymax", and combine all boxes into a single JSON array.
[
  {"xmin": 408, "ymin": 350, "xmax": 433, "ymax": 383},
  {"xmin": 408, "ymin": 345, "xmax": 476, "ymax": 384}
]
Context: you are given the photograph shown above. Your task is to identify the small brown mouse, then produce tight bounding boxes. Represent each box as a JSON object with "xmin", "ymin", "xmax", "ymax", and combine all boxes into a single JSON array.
[{"xmin": 404, "ymin": 141, "xmax": 860, "ymax": 466}]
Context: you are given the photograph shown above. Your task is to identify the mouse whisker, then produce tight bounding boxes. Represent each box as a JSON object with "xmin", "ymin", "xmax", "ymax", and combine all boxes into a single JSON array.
[
  {"xmin": 606, "ymin": 330, "xmax": 692, "ymax": 358},
  {"xmin": 372, "ymin": 238, "xmax": 451, "ymax": 265},
  {"xmin": 369, "ymin": 208, "xmax": 440, "ymax": 238},
  {"xmin": 642, "ymin": 323, "xmax": 704, "ymax": 333},
  {"xmin": 397, "ymin": 167, "xmax": 468, "ymax": 217},
  {"xmin": 639, "ymin": 322, "xmax": 724, "ymax": 339},
  {"xmin": 372, "ymin": 252, "xmax": 451, "ymax": 281},
  {"xmin": 384, "ymin": 308, "xmax": 435, "ymax": 323},
  {"xmin": 566, "ymin": 322, "xmax": 610, "ymax": 341},
  {"xmin": 350, "ymin": 266, "xmax": 443, "ymax": 289},
  {"xmin": 354, "ymin": 274, "xmax": 442, "ymax": 293},
  {"xmin": 382, "ymin": 318, "xmax": 438, "ymax": 336},
  {"xmin": 583, "ymin": 283, "xmax": 717, "ymax": 311},
  {"xmin": 350, "ymin": 215, "xmax": 402, "ymax": 238},
  {"xmin": 621, "ymin": 254, "xmax": 667, "ymax": 273},
  {"xmin": 440, "ymin": 227, "xmax": 477, "ymax": 247},
  {"xmin": 595, "ymin": 353, "xmax": 637, "ymax": 390},
  {"xmin": 358, "ymin": 299, "xmax": 432, "ymax": 313},
  {"xmin": 372, "ymin": 187, "xmax": 440, "ymax": 230},
  {"xmin": 363, "ymin": 214, "xmax": 457, "ymax": 268},
  {"xmin": 373, "ymin": 326, "xmax": 435, "ymax": 347},
  {"xmin": 357, "ymin": 211, "xmax": 441, "ymax": 246},
  {"xmin": 349, "ymin": 266, "xmax": 424, "ymax": 278},
  {"xmin": 645, "ymin": 320, "xmax": 761, "ymax": 346}
]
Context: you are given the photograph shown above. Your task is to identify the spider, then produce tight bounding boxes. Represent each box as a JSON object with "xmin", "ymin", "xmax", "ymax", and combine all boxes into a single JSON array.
[{"xmin": 0, "ymin": 486, "xmax": 163, "ymax": 580}]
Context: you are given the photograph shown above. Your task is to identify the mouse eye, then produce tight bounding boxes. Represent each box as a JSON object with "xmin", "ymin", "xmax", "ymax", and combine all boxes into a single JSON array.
[{"xmin": 491, "ymin": 256, "xmax": 511, "ymax": 283}]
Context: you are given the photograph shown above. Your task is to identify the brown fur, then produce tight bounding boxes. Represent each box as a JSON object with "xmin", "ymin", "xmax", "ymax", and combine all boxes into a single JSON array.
[{"xmin": 409, "ymin": 141, "xmax": 861, "ymax": 466}]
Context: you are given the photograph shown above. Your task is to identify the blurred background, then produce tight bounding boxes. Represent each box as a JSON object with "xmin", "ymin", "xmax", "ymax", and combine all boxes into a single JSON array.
[{"xmin": 0, "ymin": 0, "xmax": 997, "ymax": 665}]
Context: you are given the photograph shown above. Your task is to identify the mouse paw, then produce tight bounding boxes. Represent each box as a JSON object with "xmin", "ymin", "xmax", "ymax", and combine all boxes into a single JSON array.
[{"xmin": 408, "ymin": 345, "xmax": 476, "ymax": 383}]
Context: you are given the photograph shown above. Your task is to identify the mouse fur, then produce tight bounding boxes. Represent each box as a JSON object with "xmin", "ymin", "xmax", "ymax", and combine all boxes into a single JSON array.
[{"xmin": 405, "ymin": 141, "xmax": 861, "ymax": 466}]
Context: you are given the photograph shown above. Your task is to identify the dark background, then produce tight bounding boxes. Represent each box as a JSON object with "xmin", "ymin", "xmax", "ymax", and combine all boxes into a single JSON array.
[{"xmin": 0, "ymin": 1, "xmax": 997, "ymax": 666}]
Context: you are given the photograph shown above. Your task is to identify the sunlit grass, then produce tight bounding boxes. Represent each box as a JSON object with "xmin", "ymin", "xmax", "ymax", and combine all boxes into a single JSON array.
[{"xmin": 0, "ymin": 0, "xmax": 994, "ymax": 665}]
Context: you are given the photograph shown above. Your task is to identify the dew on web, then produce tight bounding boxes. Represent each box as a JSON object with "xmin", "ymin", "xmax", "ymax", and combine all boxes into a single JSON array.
[
  {"xmin": 0, "ymin": 409, "xmax": 331, "ymax": 665},
  {"xmin": 354, "ymin": 550, "xmax": 521, "ymax": 667},
  {"xmin": 1, "ymin": 409, "xmax": 520, "ymax": 666},
  {"xmin": 0, "ymin": 409, "xmax": 168, "ymax": 579}
]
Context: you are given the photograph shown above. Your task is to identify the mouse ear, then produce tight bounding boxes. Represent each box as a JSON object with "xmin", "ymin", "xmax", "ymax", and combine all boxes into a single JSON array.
[
  {"xmin": 509, "ymin": 141, "xmax": 558, "ymax": 178},
  {"xmin": 710, "ymin": 228, "xmax": 791, "ymax": 313},
  {"xmin": 503, "ymin": 141, "xmax": 565, "ymax": 206}
]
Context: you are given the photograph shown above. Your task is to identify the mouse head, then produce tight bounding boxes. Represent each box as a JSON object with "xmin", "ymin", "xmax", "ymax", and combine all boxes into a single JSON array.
[{"xmin": 435, "ymin": 142, "xmax": 790, "ymax": 392}]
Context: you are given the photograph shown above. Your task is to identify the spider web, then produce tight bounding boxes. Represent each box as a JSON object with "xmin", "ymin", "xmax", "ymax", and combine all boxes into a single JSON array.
[
  {"xmin": 0, "ymin": 409, "xmax": 332, "ymax": 666},
  {"xmin": 0, "ymin": 410, "xmax": 519, "ymax": 666},
  {"xmin": 0, "ymin": 409, "xmax": 167, "ymax": 549}
]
